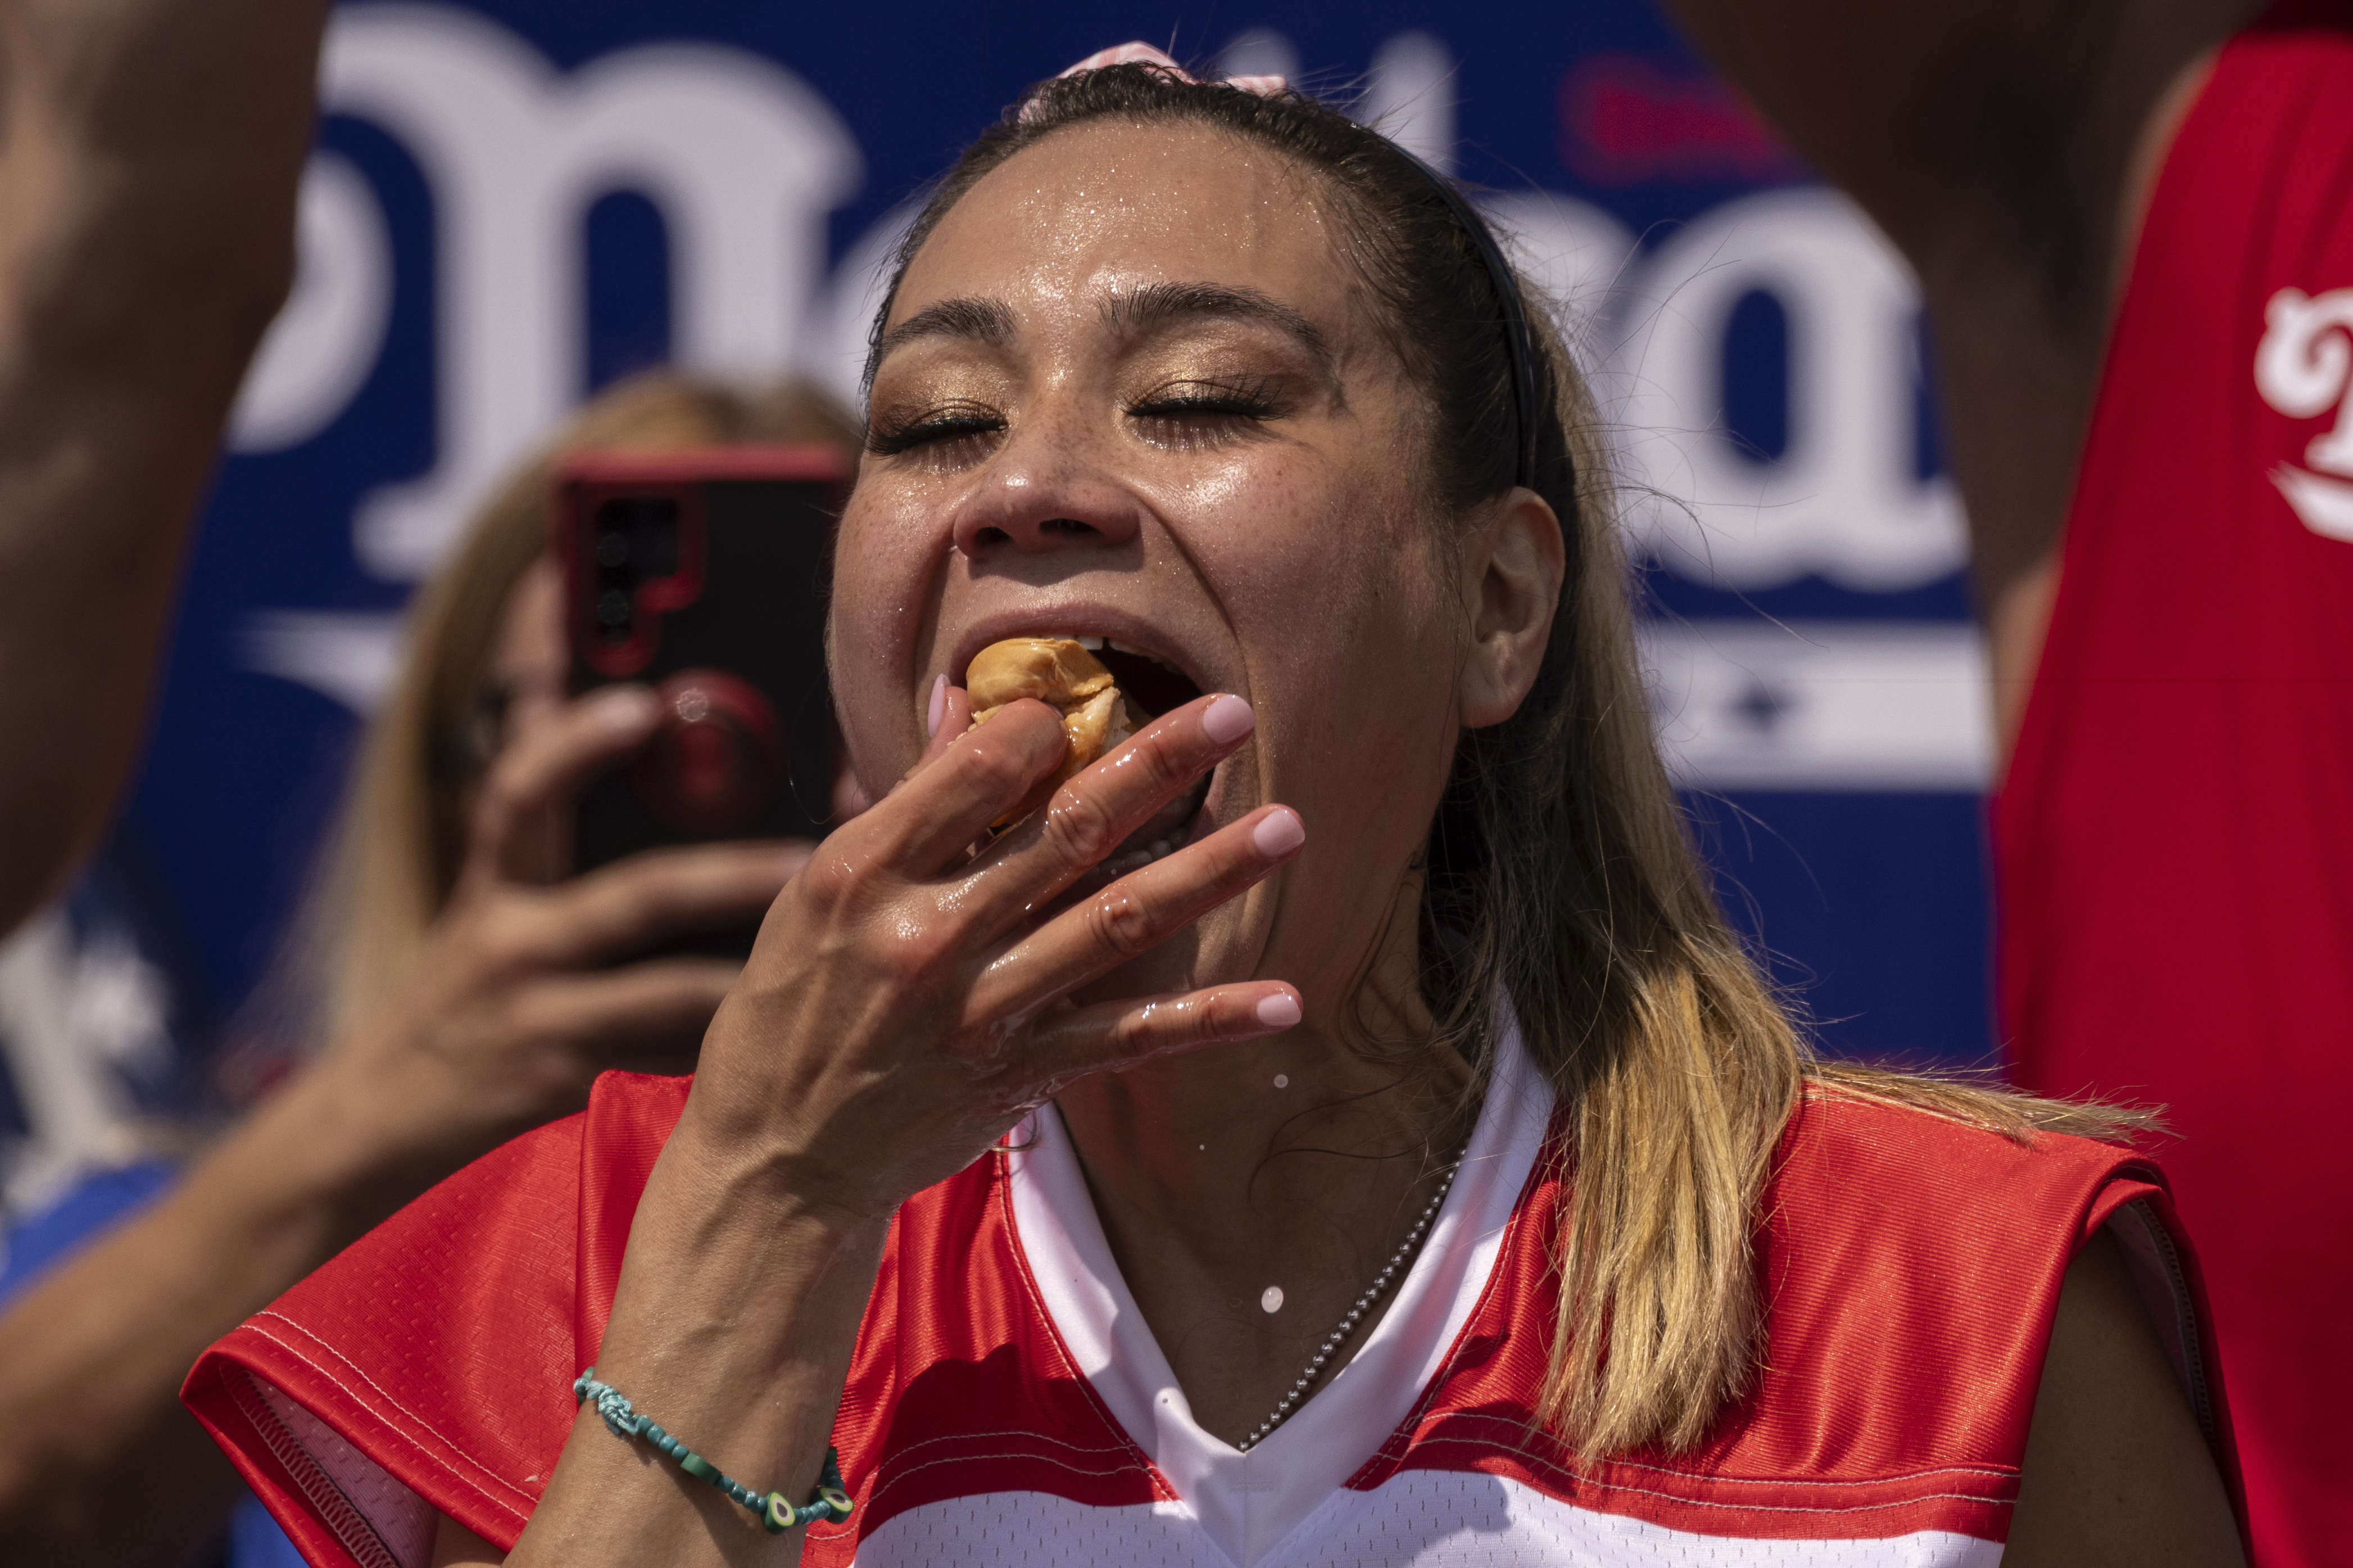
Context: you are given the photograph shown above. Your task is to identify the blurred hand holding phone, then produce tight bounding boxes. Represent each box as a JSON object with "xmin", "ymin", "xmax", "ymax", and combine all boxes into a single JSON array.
[{"xmin": 559, "ymin": 447, "xmax": 850, "ymax": 957}]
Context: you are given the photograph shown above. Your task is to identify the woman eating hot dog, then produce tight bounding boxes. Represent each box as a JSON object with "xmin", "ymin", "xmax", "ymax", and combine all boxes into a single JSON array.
[{"xmin": 184, "ymin": 47, "xmax": 2246, "ymax": 1568}]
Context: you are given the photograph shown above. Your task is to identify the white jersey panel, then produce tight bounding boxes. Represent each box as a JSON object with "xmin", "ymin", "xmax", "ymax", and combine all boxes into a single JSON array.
[
  {"xmin": 1007, "ymin": 1019, "xmax": 1556, "ymax": 1568},
  {"xmin": 848, "ymin": 1474, "xmax": 2004, "ymax": 1567}
]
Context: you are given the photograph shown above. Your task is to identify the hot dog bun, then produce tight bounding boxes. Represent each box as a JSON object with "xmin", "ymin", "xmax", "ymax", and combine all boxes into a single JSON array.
[{"xmin": 966, "ymin": 638, "xmax": 1138, "ymax": 826}]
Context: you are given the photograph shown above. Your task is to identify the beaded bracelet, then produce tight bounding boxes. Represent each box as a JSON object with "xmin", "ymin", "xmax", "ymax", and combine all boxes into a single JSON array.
[{"xmin": 573, "ymin": 1369, "xmax": 855, "ymax": 1535}]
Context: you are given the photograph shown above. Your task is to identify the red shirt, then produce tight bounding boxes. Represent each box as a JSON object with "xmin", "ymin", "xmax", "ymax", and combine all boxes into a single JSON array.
[
  {"xmin": 183, "ymin": 1064, "xmax": 2234, "ymax": 1565},
  {"xmin": 1993, "ymin": 7, "xmax": 2353, "ymax": 1564}
]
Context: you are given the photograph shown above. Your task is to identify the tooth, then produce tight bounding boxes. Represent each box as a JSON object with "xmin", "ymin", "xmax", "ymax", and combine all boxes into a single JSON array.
[
  {"xmin": 1072, "ymin": 635, "xmax": 1104, "ymax": 649},
  {"xmin": 1150, "ymin": 839, "xmax": 1171, "ymax": 858}
]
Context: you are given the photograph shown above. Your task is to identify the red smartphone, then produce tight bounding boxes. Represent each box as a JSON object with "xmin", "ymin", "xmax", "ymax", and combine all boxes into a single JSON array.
[{"xmin": 558, "ymin": 447, "xmax": 849, "ymax": 955}]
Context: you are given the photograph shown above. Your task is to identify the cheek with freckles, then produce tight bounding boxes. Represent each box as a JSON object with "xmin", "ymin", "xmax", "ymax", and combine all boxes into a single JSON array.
[
  {"xmin": 827, "ymin": 489, "xmax": 951, "ymax": 790},
  {"xmin": 1212, "ymin": 466, "xmax": 1458, "ymax": 755}
]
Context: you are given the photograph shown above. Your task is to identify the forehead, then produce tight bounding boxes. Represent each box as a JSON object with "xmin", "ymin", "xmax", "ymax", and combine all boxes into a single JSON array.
[{"xmin": 891, "ymin": 119, "xmax": 1357, "ymax": 334}]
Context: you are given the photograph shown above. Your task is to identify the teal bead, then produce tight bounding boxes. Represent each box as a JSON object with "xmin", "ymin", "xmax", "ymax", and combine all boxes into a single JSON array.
[{"xmin": 569, "ymin": 1369, "xmax": 854, "ymax": 1534}]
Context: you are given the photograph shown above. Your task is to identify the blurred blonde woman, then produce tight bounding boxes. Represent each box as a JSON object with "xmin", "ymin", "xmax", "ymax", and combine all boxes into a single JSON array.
[
  {"xmin": 0, "ymin": 370, "xmax": 857, "ymax": 1568},
  {"xmin": 326, "ymin": 372, "xmax": 860, "ymax": 1042}
]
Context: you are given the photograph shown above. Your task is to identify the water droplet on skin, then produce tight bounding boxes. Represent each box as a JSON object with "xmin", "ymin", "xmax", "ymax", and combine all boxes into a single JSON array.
[
  {"xmin": 1261, "ymin": 1286, "xmax": 1285, "ymax": 1314},
  {"xmin": 1274, "ymin": 1074, "xmax": 1289, "ymax": 1088}
]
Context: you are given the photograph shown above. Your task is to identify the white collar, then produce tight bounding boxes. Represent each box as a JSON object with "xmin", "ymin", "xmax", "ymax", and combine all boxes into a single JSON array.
[{"xmin": 1006, "ymin": 1020, "xmax": 1555, "ymax": 1568}]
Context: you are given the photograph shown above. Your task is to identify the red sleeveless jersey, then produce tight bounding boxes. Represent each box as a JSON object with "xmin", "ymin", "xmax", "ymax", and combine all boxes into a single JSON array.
[
  {"xmin": 1992, "ymin": 6, "xmax": 2353, "ymax": 1564},
  {"xmin": 182, "ymin": 1069, "xmax": 2234, "ymax": 1566}
]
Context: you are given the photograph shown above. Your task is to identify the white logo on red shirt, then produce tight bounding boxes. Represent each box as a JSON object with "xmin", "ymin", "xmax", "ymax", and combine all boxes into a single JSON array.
[{"xmin": 2256, "ymin": 286, "xmax": 2353, "ymax": 540}]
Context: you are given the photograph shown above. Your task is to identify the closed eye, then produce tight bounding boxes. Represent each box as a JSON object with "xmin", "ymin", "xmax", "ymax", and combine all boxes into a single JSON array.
[
  {"xmin": 1124, "ymin": 379, "xmax": 1287, "ymax": 449},
  {"xmin": 865, "ymin": 401, "xmax": 1007, "ymax": 466}
]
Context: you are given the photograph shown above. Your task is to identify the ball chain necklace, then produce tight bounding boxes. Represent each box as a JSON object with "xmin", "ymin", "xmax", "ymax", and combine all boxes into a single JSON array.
[{"xmin": 1236, "ymin": 1151, "xmax": 1465, "ymax": 1452}]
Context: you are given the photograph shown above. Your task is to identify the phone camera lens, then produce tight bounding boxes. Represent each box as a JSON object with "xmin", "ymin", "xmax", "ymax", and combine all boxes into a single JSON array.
[
  {"xmin": 596, "ymin": 589, "xmax": 633, "ymax": 639},
  {"xmin": 595, "ymin": 530, "xmax": 630, "ymax": 568}
]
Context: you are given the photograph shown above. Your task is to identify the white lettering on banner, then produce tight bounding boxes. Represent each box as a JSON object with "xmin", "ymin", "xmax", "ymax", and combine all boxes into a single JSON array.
[
  {"xmin": 1483, "ymin": 190, "xmax": 1638, "ymax": 354},
  {"xmin": 1610, "ymin": 189, "xmax": 1966, "ymax": 592},
  {"xmin": 805, "ymin": 200, "xmax": 921, "ymax": 422},
  {"xmin": 1643, "ymin": 620, "xmax": 1991, "ymax": 792},
  {"xmin": 1363, "ymin": 33, "xmax": 1457, "ymax": 176},
  {"xmin": 2254, "ymin": 285, "xmax": 2353, "ymax": 540},
  {"xmin": 320, "ymin": 3, "xmax": 859, "ymax": 580},
  {"xmin": 1215, "ymin": 29, "xmax": 1302, "ymax": 94},
  {"xmin": 240, "ymin": 611, "xmax": 407, "ymax": 716},
  {"xmin": 230, "ymin": 151, "xmax": 394, "ymax": 453},
  {"xmin": 227, "ymin": 20, "xmax": 1993, "ymax": 793}
]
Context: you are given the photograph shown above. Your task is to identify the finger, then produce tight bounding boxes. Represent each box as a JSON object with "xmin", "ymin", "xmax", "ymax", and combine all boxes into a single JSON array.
[
  {"xmin": 974, "ymin": 804, "xmax": 1304, "ymax": 1018},
  {"xmin": 851, "ymin": 698, "xmax": 1069, "ymax": 872},
  {"xmin": 1016, "ymin": 981, "xmax": 1303, "ymax": 1098},
  {"xmin": 957, "ymin": 694, "xmax": 1259, "ymax": 933},
  {"xmin": 511, "ymin": 840, "xmax": 809, "ymax": 969},
  {"xmin": 505, "ymin": 959, "xmax": 741, "ymax": 1070},
  {"xmin": 879, "ymin": 680, "xmax": 977, "ymax": 804},
  {"xmin": 918, "ymin": 681, "xmax": 974, "ymax": 769},
  {"xmin": 468, "ymin": 685, "xmax": 663, "ymax": 885}
]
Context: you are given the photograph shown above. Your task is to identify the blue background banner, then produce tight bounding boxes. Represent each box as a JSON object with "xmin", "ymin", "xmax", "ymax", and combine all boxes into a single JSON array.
[{"xmin": 28, "ymin": 1, "xmax": 1996, "ymax": 1157}]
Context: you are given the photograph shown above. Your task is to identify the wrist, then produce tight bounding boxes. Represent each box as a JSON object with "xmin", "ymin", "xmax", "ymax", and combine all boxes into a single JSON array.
[
  {"xmin": 629, "ymin": 1115, "xmax": 894, "ymax": 1281},
  {"xmin": 664, "ymin": 1066, "xmax": 933, "ymax": 1235},
  {"xmin": 593, "ymin": 1121, "xmax": 890, "ymax": 1385}
]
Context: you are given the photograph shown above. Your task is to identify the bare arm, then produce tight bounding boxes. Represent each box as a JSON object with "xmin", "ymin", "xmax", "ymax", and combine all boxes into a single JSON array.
[
  {"xmin": 0, "ymin": 0, "xmax": 330, "ymax": 936},
  {"xmin": 2006, "ymin": 1226, "xmax": 2245, "ymax": 1564},
  {"xmin": 416, "ymin": 692, "xmax": 1300, "ymax": 1567},
  {"xmin": 1654, "ymin": 0, "xmax": 2256, "ymax": 750},
  {"xmin": 0, "ymin": 692, "xmax": 798, "ymax": 1567}
]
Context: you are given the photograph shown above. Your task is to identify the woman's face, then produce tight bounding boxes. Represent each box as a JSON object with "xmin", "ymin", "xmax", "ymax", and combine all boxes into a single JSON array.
[{"xmin": 831, "ymin": 120, "xmax": 1471, "ymax": 1004}]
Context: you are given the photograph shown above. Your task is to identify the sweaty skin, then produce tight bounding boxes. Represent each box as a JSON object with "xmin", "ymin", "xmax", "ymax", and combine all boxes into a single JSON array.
[{"xmin": 437, "ymin": 116, "xmax": 1562, "ymax": 1568}]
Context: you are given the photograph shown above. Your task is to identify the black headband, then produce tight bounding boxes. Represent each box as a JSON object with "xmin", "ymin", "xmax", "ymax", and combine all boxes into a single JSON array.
[{"xmin": 1398, "ymin": 153, "xmax": 1544, "ymax": 494}]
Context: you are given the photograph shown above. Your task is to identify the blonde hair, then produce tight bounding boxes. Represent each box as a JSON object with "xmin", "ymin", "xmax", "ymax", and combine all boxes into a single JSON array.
[
  {"xmin": 319, "ymin": 372, "xmax": 859, "ymax": 1039},
  {"xmin": 908, "ymin": 67, "xmax": 2148, "ymax": 1461}
]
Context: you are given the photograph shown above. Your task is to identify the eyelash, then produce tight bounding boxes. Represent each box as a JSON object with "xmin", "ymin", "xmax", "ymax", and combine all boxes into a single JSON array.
[
  {"xmin": 865, "ymin": 403, "xmax": 1005, "ymax": 460},
  {"xmin": 865, "ymin": 379, "xmax": 1286, "ymax": 463},
  {"xmin": 1124, "ymin": 379, "xmax": 1285, "ymax": 447}
]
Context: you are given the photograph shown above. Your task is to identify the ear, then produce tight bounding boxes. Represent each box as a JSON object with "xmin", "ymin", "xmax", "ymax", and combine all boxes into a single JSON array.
[{"xmin": 1457, "ymin": 487, "xmax": 1566, "ymax": 729}]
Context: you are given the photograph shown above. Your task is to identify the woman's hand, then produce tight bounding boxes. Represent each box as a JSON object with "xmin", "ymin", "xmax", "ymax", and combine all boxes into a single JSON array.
[
  {"xmin": 679, "ymin": 688, "xmax": 1303, "ymax": 1221},
  {"xmin": 501, "ymin": 689, "xmax": 1302, "ymax": 1568},
  {"xmin": 314, "ymin": 684, "xmax": 806, "ymax": 1178}
]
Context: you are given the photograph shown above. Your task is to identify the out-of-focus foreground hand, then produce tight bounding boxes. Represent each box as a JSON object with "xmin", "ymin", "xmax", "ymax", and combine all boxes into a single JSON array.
[{"xmin": 0, "ymin": 0, "xmax": 330, "ymax": 938}]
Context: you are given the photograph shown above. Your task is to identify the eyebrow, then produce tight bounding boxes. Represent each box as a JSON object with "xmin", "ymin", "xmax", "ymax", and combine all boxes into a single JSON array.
[
  {"xmin": 867, "ymin": 296, "xmax": 1018, "ymax": 385},
  {"xmin": 867, "ymin": 281, "xmax": 1335, "ymax": 387},
  {"xmin": 1099, "ymin": 281, "xmax": 1334, "ymax": 374}
]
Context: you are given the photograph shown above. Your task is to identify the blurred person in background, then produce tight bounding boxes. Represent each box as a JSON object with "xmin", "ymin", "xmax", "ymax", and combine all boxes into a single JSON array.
[
  {"xmin": 1658, "ymin": 1, "xmax": 2350, "ymax": 1562},
  {"xmin": 0, "ymin": 372, "xmax": 862, "ymax": 1567}
]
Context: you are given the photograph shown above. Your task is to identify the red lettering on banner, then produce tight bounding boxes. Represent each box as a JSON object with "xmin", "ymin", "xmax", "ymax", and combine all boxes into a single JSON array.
[{"xmin": 1558, "ymin": 53, "xmax": 1802, "ymax": 187}]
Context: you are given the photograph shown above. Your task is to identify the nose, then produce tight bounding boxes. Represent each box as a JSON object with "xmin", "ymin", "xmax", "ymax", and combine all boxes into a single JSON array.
[{"xmin": 949, "ymin": 416, "xmax": 1143, "ymax": 560}]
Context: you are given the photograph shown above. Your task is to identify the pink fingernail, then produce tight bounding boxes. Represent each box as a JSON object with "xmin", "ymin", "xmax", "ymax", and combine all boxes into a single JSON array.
[
  {"xmin": 1202, "ymin": 694, "xmax": 1254, "ymax": 745},
  {"xmin": 926, "ymin": 674, "xmax": 947, "ymax": 738},
  {"xmin": 1256, "ymin": 993, "xmax": 1302, "ymax": 1030},
  {"xmin": 1250, "ymin": 808, "xmax": 1304, "ymax": 858}
]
